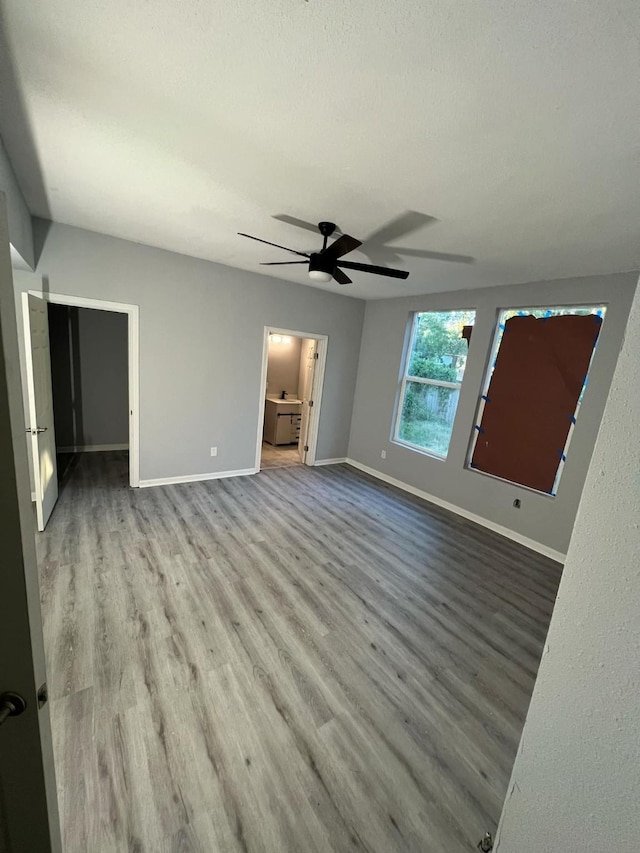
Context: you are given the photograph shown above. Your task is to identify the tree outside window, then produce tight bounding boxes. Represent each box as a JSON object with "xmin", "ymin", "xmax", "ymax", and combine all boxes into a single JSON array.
[{"xmin": 395, "ymin": 310, "xmax": 475, "ymax": 457}]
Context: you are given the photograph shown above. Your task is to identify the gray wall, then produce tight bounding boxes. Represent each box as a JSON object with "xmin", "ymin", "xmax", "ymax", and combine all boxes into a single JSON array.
[
  {"xmin": 266, "ymin": 336, "xmax": 302, "ymax": 398},
  {"xmin": 0, "ymin": 135, "xmax": 34, "ymax": 268},
  {"xmin": 495, "ymin": 279, "xmax": 640, "ymax": 852},
  {"xmin": 48, "ymin": 304, "xmax": 128, "ymax": 449},
  {"xmin": 347, "ymin": 272, "xmax": 638, "ymax": 555},
  {"xmin": 13, "ymin": 221, "xmax": 365, "ymax": 479}
]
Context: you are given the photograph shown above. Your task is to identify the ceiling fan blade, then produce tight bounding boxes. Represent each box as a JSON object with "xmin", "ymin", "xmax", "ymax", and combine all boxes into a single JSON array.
[
  {"xmin": 392, "ymin": 247, "xmax": 474, "ymax": 264},
  {"xmin": 333, "ymin": 267, "xmax": 352, "ymax": 285},
  {"xmin": 338, "ymin": 260, "xmax": 409, "ymax": 279},
  {"xmin": 323, "ymin": 233, "xmax": 362, "ymax": 260},
  {"xmin": 273, "ymin": 214, "xmax": 337, "ymax": 235},
  {"xmin": 364, "ymin": 211, "xmax": 436, "ymax": 245},
  {"xmin": 260, "ymin": 261, "xmax": 308, "ymax": 265},
  {"xmin": 237, "ymin": 233, "xmax": 310, "ymax": 258}
]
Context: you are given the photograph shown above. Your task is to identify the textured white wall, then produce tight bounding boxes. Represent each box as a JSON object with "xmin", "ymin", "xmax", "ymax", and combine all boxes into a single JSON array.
[
  {"xmin": 495, "ymin": 277, "xmax": 640, "ymax": 851},
  {"xmin": 266, "ymin": 336, "xmax": 302, "ymax": 398}
]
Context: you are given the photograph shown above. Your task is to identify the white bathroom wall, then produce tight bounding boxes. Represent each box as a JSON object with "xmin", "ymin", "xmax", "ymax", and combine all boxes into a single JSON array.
[{"xmin": 266, "ymin": 335, "xmax": 302, "ymax": 397}]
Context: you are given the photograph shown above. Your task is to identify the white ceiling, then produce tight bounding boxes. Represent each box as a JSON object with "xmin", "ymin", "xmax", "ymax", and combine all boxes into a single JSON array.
[{"xmin": 1, "ymin": 0, "xmax": 638, "ymax": 299}]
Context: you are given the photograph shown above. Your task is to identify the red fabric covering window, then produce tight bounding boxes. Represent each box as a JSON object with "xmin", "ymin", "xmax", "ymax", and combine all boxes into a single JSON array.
[{"xmin": 471, "ymin": 314, "xmax": 602, "ymax": 493}]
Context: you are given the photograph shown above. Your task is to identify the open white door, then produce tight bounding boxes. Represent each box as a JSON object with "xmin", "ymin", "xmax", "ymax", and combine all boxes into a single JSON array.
[
  {"xmin": 0, "ymin": 193, "xmax": 62, "ymax": 850},
  {"xmin": 23, "ymin": 292, "xmax": 58, "ymax": 530},
  {"xmin": 298, "ymin": 338, "xmax": 317, "ymax": 463}
]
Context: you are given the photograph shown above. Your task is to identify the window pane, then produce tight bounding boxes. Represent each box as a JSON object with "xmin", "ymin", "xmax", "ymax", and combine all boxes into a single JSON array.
[
  {"xmin": 407, "ymin": 310, "xmax": 475, "ymax": 382},
  {"xmin": 397, "ymin": 382, "xmax": 460, "ymax": 457}
]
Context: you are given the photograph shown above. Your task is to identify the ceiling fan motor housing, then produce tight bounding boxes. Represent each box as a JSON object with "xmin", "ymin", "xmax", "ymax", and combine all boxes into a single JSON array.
[
  {"xmin": 309, "ymin": 252, "xmax": 334, "ymax": 276},
  {"xmin": 318, "ymin": 221, "xmax": 337, "ymax": 238}
]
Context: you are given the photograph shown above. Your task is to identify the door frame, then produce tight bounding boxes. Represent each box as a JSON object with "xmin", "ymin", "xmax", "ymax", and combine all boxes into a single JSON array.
[
  {"xmin": 25, "ymin": 290, "xmax": 140, "ymax": 487},
  {"xmin": 254, "ymin": 326, "xmax": 328, "ymax": 471}
]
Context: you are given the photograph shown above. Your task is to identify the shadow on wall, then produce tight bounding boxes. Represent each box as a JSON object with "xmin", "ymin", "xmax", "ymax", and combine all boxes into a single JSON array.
[
  {"xmin": 0, "ymin": 6, "xmax": 51, "ymax": 238},
  {"xmin": 34, "ymin": 222, "xmax": 53, "ymax": 270}
]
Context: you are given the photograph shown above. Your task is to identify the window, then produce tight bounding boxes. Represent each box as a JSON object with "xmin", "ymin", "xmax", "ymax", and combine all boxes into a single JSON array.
[
  {"xmin": 469, "ymin": 305, "xmax": 606, "ymax": 494},
  {"xmin": 394, "ymin": 310, "xmax": 476, "ymax": 458}
]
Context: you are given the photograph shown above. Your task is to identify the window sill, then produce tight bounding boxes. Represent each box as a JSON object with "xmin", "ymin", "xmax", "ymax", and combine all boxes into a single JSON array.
[{"xmin": 392, "ymin": 438, "xmax": 448, "ymax": 462}]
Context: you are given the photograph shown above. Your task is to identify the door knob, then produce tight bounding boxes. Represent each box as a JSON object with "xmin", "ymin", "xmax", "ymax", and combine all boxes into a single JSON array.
[
  {"xmin": 477, "ymin": 832, "xmax": 494, "ymax": 851},
  {"xmin": 0, "ymin": 692, "xmax": 27, "ymax": 728}
]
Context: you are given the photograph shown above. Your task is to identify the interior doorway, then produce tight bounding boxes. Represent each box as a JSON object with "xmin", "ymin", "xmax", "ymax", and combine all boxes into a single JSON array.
[
  {"xmin": 48, "ymin": 302, "xmax": 129, "ymax": 484},
  {"xmin": 22, "ymin": 291, "xmax": 140, "ymax": 530},
  {"xmin": 256, "ymin": 327, "xmax": 327, "ymax": 471}
]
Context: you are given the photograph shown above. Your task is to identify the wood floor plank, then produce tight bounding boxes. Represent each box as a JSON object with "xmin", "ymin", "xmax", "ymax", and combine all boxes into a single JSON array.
[{"xmin": 39, "ymin": 451, "xmax": 562, "ymax": 852}]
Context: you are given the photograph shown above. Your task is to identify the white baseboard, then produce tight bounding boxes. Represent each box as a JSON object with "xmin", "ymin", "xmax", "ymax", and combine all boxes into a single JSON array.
[
  {"xmin": 139, "ymin": 467, "xmax": 256, "ymax": 488},
  {"xmin": 58, "ymin": 443, "xmax": 129, "ymax": 453},
  {"xmin": 345, "ymin": 458, "xmax": 566, "ymax": 564},
  {"xmin": 313, "ymin": 457, "xmax": 347, "ymax": 466}
]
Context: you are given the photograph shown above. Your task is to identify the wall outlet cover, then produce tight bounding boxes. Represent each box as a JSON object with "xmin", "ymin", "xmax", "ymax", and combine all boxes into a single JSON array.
[
  {"xmin": 381, "ymin": 450, "xmax": 387, "ymax": 459},
  {"xmin": 211, "ymin": 447, "xmax": 218, "ymax": 457}
]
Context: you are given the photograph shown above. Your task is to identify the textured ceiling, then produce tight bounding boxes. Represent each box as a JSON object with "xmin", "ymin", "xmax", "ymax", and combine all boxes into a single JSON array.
[{"xmin": 0, "ymin": 0, "xmax": 638, "ymax": 299}]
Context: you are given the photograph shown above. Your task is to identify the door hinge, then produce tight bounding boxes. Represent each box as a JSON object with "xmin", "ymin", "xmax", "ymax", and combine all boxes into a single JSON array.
[
  {"xmin": 313, "ymin": 352, "xmax": 319, "ymax": 359},
  {"xmin": 304, "ymin": 445, "xmax": 309, "ymax": 452},
  {"xmin": 309, "ymin": 400, "xmax": 314, "ymax": 408}
]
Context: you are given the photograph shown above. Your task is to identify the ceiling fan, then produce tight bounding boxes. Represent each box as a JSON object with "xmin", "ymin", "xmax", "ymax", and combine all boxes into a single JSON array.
[
  {"xmin": 237, "ymin": 221, "xmax": 409, "ymax": 285},
  {"xmin": 273, "ymin": 210, "xmax": 475, "ymax": 267}
]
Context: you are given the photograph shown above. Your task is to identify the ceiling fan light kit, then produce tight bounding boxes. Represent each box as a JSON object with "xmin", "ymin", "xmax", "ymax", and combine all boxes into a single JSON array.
[
  {"xmin": 238, "ymin": 220, "xmax": 410, "ymax": 286},
  {"xmin": 308, "ymin": 268, "xmax": 333, "ymax": 283}
]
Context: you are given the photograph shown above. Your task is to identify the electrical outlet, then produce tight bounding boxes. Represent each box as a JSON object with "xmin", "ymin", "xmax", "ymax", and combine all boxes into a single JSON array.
[
  {"xmin": 381, "ymin": 450, "xmax": 387, "ymax": 459},
  {"xmin": 210, "ymin": 447, "xmax": 218, "ymax": 457}
]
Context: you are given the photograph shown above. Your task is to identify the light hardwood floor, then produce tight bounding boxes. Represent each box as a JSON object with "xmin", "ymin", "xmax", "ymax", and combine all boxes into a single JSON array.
[
  {"xmin": 38, "ymin": 451, "xmax": 562, "ymax": 853},
  {"xmin": 260, "ymin": 441, "xmax": 302, "ymax": 469}
]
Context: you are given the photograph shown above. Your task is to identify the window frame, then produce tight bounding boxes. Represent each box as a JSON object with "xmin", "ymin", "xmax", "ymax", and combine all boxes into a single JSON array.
[
  {"xmin": 466, "ymin": 303, "xmax": 607, "ymax": 496},
  {"xmin": 393, "ymin": 309, "xmax": 475, "ymax": 460}
]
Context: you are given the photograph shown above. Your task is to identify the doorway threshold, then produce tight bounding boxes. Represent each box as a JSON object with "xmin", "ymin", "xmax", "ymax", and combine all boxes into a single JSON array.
[{"xmin": 260, "ymin": 442, "xmax": 303, "ymax": 470}]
